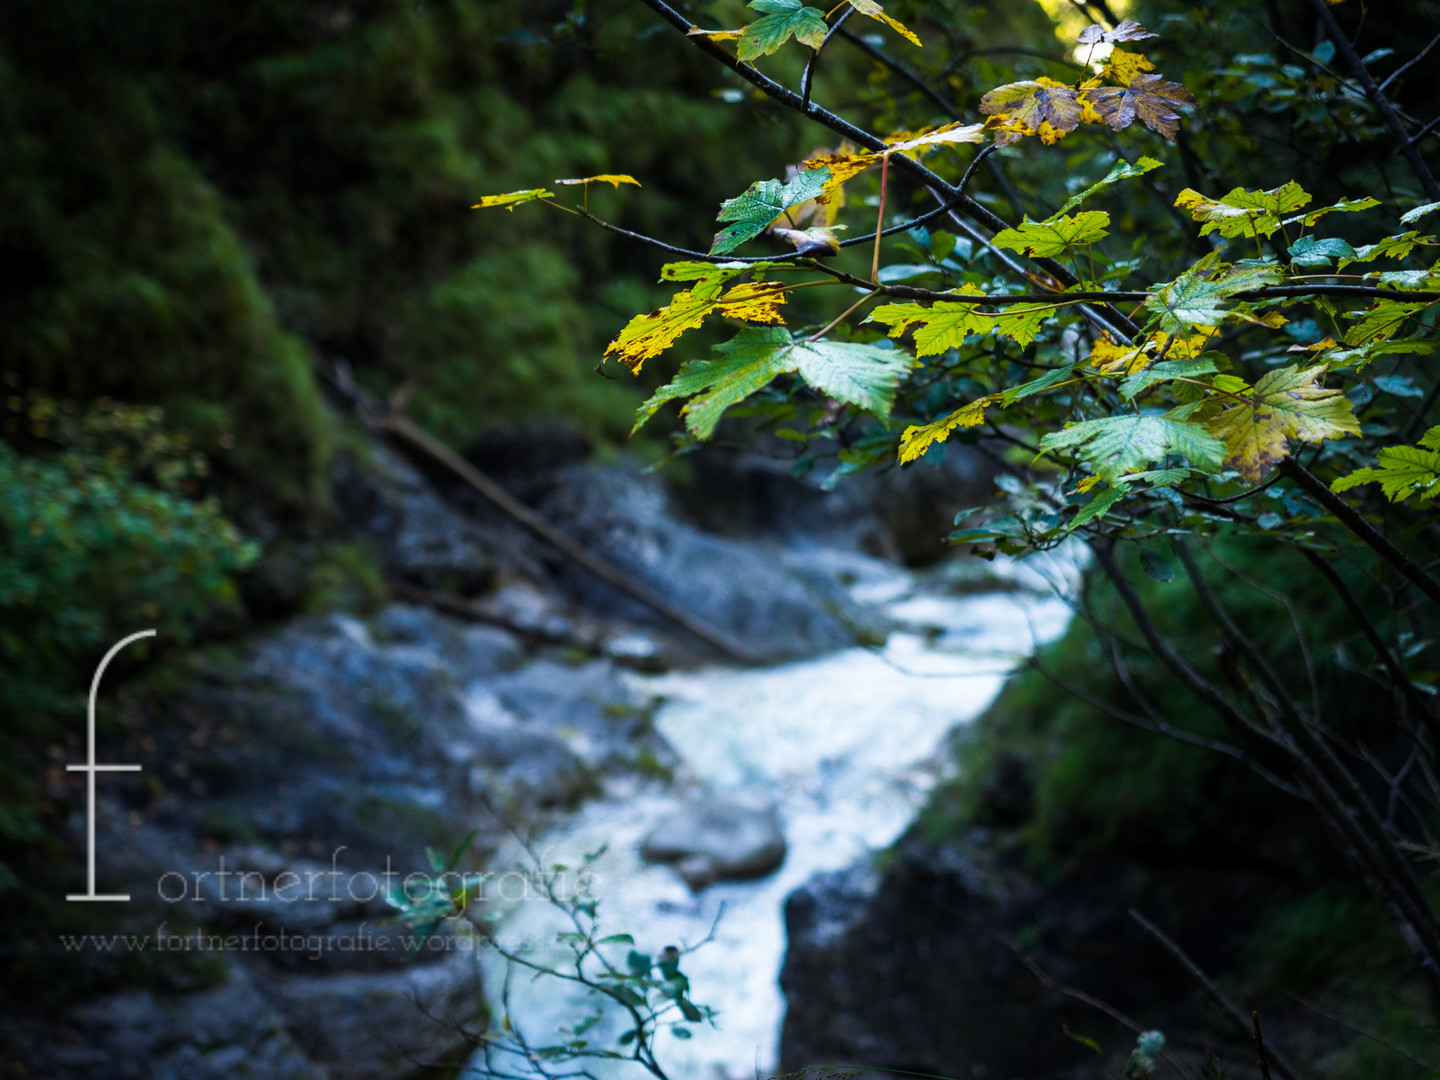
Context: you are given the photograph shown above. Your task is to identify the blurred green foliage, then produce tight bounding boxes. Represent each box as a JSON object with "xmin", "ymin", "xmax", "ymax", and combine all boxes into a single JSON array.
[
  {"xmin": 0, "ymin": 390, "xmax": 257, "ymax": 887},
  {"xmin": 0, "ymin": 0, "xmax": 813, "ymax": 519}
]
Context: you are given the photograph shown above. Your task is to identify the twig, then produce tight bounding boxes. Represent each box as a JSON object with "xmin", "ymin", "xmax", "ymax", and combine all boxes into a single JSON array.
[
  {"xmin": 1286, "ymin": 993, "xmax": 1434, "ymax": 1069},
  {"xmin": 1379, "ymin": 30, "xmax": 1440, "ymax": 94},
  {"xmin": 1252, "ymin": 1012, "xmax": 1274, "ymax": 1080},
  {"xmin": 801, "ymin": 7, "xmax": 852, "ymax": 111},
  {"xmin": 1280, "ymin": 458, "xmax": 1440, "ymax": 611},
  {"xmin": 1308, "ymin": 0, "xmax": 1440, "ymax": 201},
  {"xmin": 998, "ymin": 934, "xmax": 1198, "ymax": 1080},
  {"xmin": 1127, "ymin": 910, "xmax": 1305, "ymax": 1080}
]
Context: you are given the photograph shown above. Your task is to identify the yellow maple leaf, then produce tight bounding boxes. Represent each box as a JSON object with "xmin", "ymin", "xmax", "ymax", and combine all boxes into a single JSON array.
[
  {"xmin": 1103, "ymin": 48, "xmax": 1155, "ymax": 85},
  {"xmin": 714, "ymin": 281, "xmax": 790, "ymax": 323},
  {"xmin": 604, "ymin": 282, "xmax": 788, "ymax": 375},
  {"xmin": 802, "ymin": 150, "xmax": 880, "ymax": 198},
  {"xmin": 471, "ymin": 188, "xmax": 554, "ymax": 210},
  {"xmin": 844, "ymin": 0, "xmax": 922, "ymax": 47},
  {"xmin": 1087, "ymin": 332, "xmax": 1149, "ymax": 373},
  {"xmin": 897, "ymin": 397, "xmax": 997, "ymax": 463},
  {"xmin": 554, "ymin": 174, "xmax": 642, "ymax": 189}
]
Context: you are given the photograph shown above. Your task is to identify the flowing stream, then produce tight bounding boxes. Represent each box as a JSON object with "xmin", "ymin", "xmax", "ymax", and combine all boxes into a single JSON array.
[{"xmin": 468, "ymin": 546, "xmax": 1082, "ymax": 1080}]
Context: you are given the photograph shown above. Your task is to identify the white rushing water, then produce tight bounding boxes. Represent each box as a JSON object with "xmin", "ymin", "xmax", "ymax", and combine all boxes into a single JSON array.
[{"xmin": 467, "ymin": 547, "xmax": 1082, "ymax": 1080}]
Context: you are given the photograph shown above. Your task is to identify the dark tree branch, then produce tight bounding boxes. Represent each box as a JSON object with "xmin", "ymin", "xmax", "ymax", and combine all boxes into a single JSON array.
[
  {"xmin": 1280, "ymin": 458, "xmax": 1440, "ymax": 610},
  {"xmin": 1308, "ymin": 0, "xmax": 1440, "ymax": 201}
]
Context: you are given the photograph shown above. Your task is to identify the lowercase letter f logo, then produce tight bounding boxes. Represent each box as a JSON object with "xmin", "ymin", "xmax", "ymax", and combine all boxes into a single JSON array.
[{"xmin": 67, "ymin": 629, "xmax": 154, "ymax": 902}]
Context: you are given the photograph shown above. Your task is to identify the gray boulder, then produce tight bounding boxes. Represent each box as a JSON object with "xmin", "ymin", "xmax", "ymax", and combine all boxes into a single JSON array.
[
  {"xmin": 641, "ymin": 797, "xmax": 786, "ymax": 890},
  {"xmin": 332, "ymin": 441, "xmax": 492, "ymax": 593},
  {"xmin": 535, "ymin": 464, "xmax": 880, "ymax": 661}
]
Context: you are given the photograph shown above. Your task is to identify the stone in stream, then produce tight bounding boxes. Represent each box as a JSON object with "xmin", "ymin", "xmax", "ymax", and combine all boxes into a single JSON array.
[{"xmin": 641, "ymin": 797, "xmax": 787, "ymax": 890}]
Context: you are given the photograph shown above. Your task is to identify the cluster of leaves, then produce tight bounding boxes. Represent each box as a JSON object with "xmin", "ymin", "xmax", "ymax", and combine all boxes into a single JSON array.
[
  {"xmin": 387, "ymin": 840, "xmax": 712, "ymax": 1078},
  {"xmin": 0, "ymin": 389, "xmax": 257, "ymax": 887},
  {"xmin": 470, "ymin": 10, "xmax": 1440, "ymax": 545},
  {"xmin": 465, "ymin": 3, "xmax": 1440, "ymax": 1070}
]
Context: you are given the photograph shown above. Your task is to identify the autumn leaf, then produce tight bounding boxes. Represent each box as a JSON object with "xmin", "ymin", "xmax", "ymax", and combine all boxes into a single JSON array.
[
  {"xmin": 470, "ymin": 188, "xmax": 554, "ymax": 210},
  {"xmin": 1174, "ymin": 181, "xmax": 1311, "ymax": 238},
  {"xmin": 771, "ymin": 226, "xmax": 844, "ymax": 255},
  {"xmin": 883, "ymin": 121, "xmax": 988, "ymax": 157},
  {"xmin": 604, "ymin": 281, "xmax": 789, "ymax": 374},
  {"xmin": 1040, "ymin": 414, "xmax": 1225, "ymax": 481},
  {"xmin": 1055, "ymin": 155, "xmax": 1163, "ymax": 215},
  {"xmin": 1081, "ymin": 73, "xmax": 1197, "ymax": 140},
  {"xmin": 1077, "ymin": 19, "xmax": 1157, "ymax": 44},
  {"xmin": 738, "ymin": 0, "xmax": 828, "ymax": 61},
  {"xmin": 712, "ymin": 168, "xmax": 832, "ymax": 254},
  {"xmin": 979, "ymin": 78, "xmax": 1083, "ymax": 145},
  {"xmin": 1332, "ymin": 427, "xmax": 1440, "ymax": 502},
  {"xmin": 1205, "ymin": 364, "xmax": 1361, "ymax": 481},
  {"xmin": 897, "ymin": 397, "xmax": 997, "ymax": 463},
  {"xmin": 843, "ymin": 0, "xmax": 921, "ymax": 47},
  {"xmin": 553, "ymin": 174, "xmax": 642, "ymax": 189},
  {"xmin": 1102, "ymin": 48, "xmax": 1154, "ymax": 85},
  {"xmin": 991, "ymin": 211, "xmax": 1110, "ymax": 257}
]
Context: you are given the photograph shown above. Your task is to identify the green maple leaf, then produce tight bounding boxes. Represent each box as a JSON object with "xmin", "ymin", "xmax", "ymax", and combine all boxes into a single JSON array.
[
  {"xmin": 1343, "ymin": 300, "xmax": 1433, "ymax": 346},
  {"xmin": 1174, "ymin": 181, "xmax": 1312, "ymax": 239},
  {"xmin": 1056, "ymin": 156, "xmax": 1163, "ymax": 215},
  {"xmin": 1205, "ymin": 363, "xmax": 1361, "ymax": 481},
  {"xmin": 1039, "ymin": 414, "xmax": 1225, "ymax": 481},
  {"xmin": 790, "ymin": 339, "xmax": 913, "ymax": 416},
  {"xmin": 1336, "ymin": 231, "xmax": 1435, "ymax": 271},
  {"xmin": 634, "ymin": 328, "xmax": 794, "ymax": 437},
  {"xmin": 980, "ymin": 303, "xmax": 1056, "ymax": 347},
  {"xmin": 1118, "ymin": 357, "xmax": 1221, "ymax": 400},
  {"xmin": 634, "ymin": 327, "xmax": 909, "ymax": 438},
  {"xmin": 1082, "ymin": 73, "xmax": 1196, "ymax": 140},
  {"xmin": 712, "ymin": 168, "xmax": 832, "ymax": 255},
  {"xmin": 1287, "ymin": 237, "xmax": 1356, "ymax": 268},
  {"xmin": 867, "ymin": 298, "xmax": 984, "ymax": 356},
  {"xmin": 1145, "ymin": 253, "xmax": 1283, "ymax": 333},
  {"xmin": 991, "ymin": 211, "xmax": 1110, "ymax": 257},
  {"xmin": 1286, "ymin": 195, "xmax": 1380, "ymax": 228},
  {"xmin": 1333, "ymin": 427, "xmax": 1440, "ymax": 503},
  {"xmin": 738, "ymin": 0, "xmax": 829, "ymax": 61}
]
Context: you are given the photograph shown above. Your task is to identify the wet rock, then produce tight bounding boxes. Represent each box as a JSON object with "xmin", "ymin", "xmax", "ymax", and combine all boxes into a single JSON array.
[
  {"xmin": 535, "ymin": 464, "xmax": 877, "ymax": 660},
  {"xmin": 47, "ymin": 965, "xmax": 315, "ymax": 1080},
  {"xmin": 332, "ymin": 441, "xmax": 492, "ymax": 594},
  {"xmin": 676, "ymin": 440, "xmax": 996, "ymax": 566},
  {"xmin": 485, "ymin": 658, "xmax": 672, "ymax": 773},
  {"xmin": 270, "ymin": 951, "xmax": 480, "ymax": 1080},
  {"xmin": 779, "ymin": 832, "xmax": 1305, "ymax": 1078},
  {"xmin": 465, "ymin": 723, "xmax": 593, "ymax": 809},
  {"xmin": 641, "ymin": 797, "xmax": 786, "ymax": 889}
]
